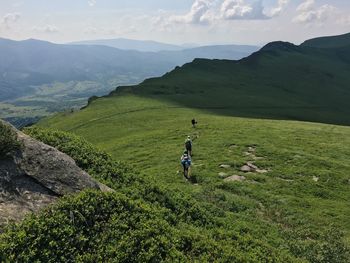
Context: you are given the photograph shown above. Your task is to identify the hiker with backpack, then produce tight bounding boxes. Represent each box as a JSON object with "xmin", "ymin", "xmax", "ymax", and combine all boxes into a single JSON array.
[
  {"xmin": 191, "ymin": 118, "xmax": 197, "ymax": 128},
  {"xmin": 181, "ymin": 150, "xmax": 192, "ymax": 179},
  {"xmin": 185, "ymin": 136, "xmax": 193, "ymax": 156}
]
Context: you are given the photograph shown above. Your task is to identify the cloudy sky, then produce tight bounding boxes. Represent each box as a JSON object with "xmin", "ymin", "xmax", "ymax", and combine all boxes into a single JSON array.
[{"xmin": 0, "ymin": 0, "xmax": 349, "ymax": 45}]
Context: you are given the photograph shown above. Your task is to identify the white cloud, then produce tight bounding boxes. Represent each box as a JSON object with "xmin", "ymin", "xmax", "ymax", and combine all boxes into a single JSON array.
[
  {"xmin": 170, "ymin": 0, "xmax": 213, "ymax": 25},
  {"xmin": 293, "ymin": 1, "xmax": 337, "ymax": 24},
  {"xmin": 1, "ymin": 12, "xmax": 21, "ymax": 29},
  {"xmin": 88, "ymin": 0, "xmax": 96, "ymax": 7},
  {"xmin": 269, "ymin": 0, "xmax": 290, "ymax": 17},
  {"xmin": 220, "ymin": 0, "xmax": 267, "ymax": 20},
  {"xmin": 167, "ymin": 0, "xmax": 291, "ymax": 25},
  {"xmin": 296, "ymin": 0, "xmax": 314, "ymax": 12},
  {"xmin": 32, "ymin": 25, "xmax": 59, "ymax": 33}
]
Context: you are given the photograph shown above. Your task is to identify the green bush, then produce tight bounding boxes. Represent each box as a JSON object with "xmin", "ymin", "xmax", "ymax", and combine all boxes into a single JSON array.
[
  {"xmin": 23, "ymin": 127, "xmax": 135, "ymax": 188},
  {"xmin": 0, "ymin": 121, "xmax": 21, "ymax": 158},
  {"xmin": 0, "ymin": 190, "xmax": 298, "ymax": 262},
  {"xmin": 0, "ymin": 191, "xmax": 184, "ymax": 262}
]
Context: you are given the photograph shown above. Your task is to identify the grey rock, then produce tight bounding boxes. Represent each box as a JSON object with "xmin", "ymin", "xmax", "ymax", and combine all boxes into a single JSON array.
[
  {"xmin": 256, "ymin": 169, "xmax": 268, "ymax": 174},
  {"xmin": 246, "ymin": 162, "xmax": 258, "ymax": 171},
  {"xmin": 218, "ymin": 172, "xmax": 228, "ymax": 178},
  {"xmin": 247, "ymin": 146, "xmax": 256, "ymax": 153},
  {"xmin": 0, "ymin": 121, "xmax": 112, "ymax": 226},
  {"xmin": 240, "ymin": 165, "xmax": 252, "ymax": 172},
  {"xmin": 219, "ymin": 164, "xmax": 231, "ymax": 169},
  {"xmin": 224, "ymin": 175, "xmax": 246, "ymax": 182}
]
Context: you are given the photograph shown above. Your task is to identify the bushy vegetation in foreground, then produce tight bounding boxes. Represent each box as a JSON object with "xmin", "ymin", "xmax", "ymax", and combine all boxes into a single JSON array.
[
  {"xmin": 1, "ymin": 126, "xmax": 350, "ymax": 262},
  {"xmin": 1, "ymin": 128, "xmax": 300, "ymax": 262},
  {"xmin": 0, "ymin": 121, "xmax": 21, "ymax": 158}
]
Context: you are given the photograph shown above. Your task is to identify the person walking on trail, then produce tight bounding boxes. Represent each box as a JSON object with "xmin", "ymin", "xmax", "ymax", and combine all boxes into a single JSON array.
[
  {"xmin": 185, "ymin": 136, "xmax": 193, "ymax": 156},
  {"xmin": 181, "ymin": 150, "xmax": 192, "ymax": 179},
  {"xmin": 191, "ymin": 118, "xmax": 197, "ymax": 128}
]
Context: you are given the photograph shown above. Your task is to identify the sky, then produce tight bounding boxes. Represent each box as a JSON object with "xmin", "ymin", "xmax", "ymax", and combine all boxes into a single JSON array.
[{"xmin": 0, "ymin": 0, "xmax": 350, "ymax": 45}]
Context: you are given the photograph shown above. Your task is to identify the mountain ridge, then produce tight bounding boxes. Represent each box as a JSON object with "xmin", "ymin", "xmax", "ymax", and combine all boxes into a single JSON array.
[
  {"xmin": 0, "ymin": 37, "xmax": 259, "ymax": 102},
  {"xmin": 301, "ymin": 32, "xmax": 350, "ymax": 48},
  {"xmin": 105, "ymin": 32, "xmax": 350, "ymax": 126},
  {"xmin": 70, "ymin": 37, "xmax": 185, "ymax": 52}
]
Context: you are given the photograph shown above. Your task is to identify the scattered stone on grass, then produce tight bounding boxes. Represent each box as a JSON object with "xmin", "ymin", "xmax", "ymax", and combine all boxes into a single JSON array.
[
  {"xmin": 243, "ymin": 146, "xmax": 265, "ymax": 160},
  {"xmin": 247, "ymin": 146, "xmax": 256, "ymax": 153},
  {"xmin": 220, "ymin": 164, "xmax": 231, "ymax": 169},
  {"xmin": 313, "ymin": 176, "xmax": 319, "ymax": 182},
  {"xmin": 219, "ymin": 172, "xmax": 228, "ymax": 178},
  {"xmin": 247, "ymin": 162, "xmax": 258, "ymax": 170},
  {"xmin": 256, "ymin": 169, "xmax": 268, "ymax": 174},
  {"xmin": 240, "ymin": 162, "xmax": 269, "ymax": 173},
  {"xmin": 240, "ymin": 165, "xmax": 253, "ymax": 172},
  {"xmin": 224, "ymin": 175, "xmax": 246, "ymax": 182}
]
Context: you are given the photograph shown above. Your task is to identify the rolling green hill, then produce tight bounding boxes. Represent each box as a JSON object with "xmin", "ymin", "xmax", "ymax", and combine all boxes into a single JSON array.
[
  {"xmin": 301, "ymin": 32, "xmax": 350, "ymax": 48},
  {"xmin": 108, "ymin": 33, "xmax": 350, "ymax": 126},
  {"xmin": 2, "ymin": 33, "xmax": 350, "ymax": 262}
]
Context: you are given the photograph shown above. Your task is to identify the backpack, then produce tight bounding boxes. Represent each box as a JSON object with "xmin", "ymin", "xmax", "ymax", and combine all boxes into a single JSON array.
[{"xmin": 181, "ymin": 155, "xmax": 191, "ymax": 167}]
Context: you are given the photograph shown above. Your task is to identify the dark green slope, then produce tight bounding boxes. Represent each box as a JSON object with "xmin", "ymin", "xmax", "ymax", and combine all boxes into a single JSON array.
[
  {"xmin": 111, "ymin": 34, "xmax": 350, "ymax": 126},
  {"xmin": 301, "ymin": 32, "xmax": 350, "ymax": 48}
]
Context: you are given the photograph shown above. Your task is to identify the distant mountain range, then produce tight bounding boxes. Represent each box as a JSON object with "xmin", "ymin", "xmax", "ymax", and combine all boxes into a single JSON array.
[
  {"xmin": 112, "ymin": 32, "xmax": 350, "ymax": 126},
  {"xmin": 70, "ymin": 38, "xmax": 187, "ymax": 52},
  {"xmin": 0, "ymin": 37, "xmax": 259, "ymax": 126},
  {"xmin": 0, "ymin": 38, "xmax": 259, "ymax": 101}
]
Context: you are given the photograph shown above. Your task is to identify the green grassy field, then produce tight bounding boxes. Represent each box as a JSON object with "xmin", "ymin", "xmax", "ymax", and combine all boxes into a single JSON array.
[{"xmin": 37, "ymin": 94, "xmax": 350, "ymax": 261}]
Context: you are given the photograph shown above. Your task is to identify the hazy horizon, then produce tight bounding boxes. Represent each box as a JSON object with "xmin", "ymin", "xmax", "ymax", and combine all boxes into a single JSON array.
[{"xmin": 1, "ymin": 0, "xmax": 350, "ymax": 46}]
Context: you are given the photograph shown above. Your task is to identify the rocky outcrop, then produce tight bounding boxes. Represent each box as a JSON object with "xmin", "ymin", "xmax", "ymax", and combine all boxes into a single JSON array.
[{"xmin": 0, "ymin": 121, "xmax": 111, "ymax": 226}]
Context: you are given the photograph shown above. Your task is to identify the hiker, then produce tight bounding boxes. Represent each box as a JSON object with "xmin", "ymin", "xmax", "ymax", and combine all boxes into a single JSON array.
[
  {"xmin": 181, "ymin": 150, "xmax": 192, "ymax": 179},
  {"xmin": 185, "ymin": 136, "xmax": 193, "ymax": 156},
  {"xmin": 191, "ymin": 118, "xmax": 197, "ymax": 128}
]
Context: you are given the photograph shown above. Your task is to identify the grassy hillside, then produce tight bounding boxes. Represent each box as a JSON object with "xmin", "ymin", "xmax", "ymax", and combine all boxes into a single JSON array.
[
  {"xmin": 301, "ymin": 32, "xmax": 350, "ymax": 48},
  {"xmin": 31, "ymin": 94, "xmax": 350, "ymax": 261},
  {"xmin": 2, "ymin": 33, "xmax": 350, "ymax": 261},
  {"xmin": 109, "ymin": 35, "xmax": 350, "ymax": 126}
]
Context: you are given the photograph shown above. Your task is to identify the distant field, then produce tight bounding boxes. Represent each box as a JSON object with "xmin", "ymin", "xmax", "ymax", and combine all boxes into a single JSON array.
[
  {"xmin": 0, "ymin": 77, "xmax": 142, "ymax": 127},
  {"xmin": 40, "ymin": 94, "xmax": 350, "ymax": 256}
]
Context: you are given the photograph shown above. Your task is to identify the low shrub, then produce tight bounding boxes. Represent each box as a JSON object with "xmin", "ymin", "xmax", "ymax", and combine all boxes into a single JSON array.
[{"xmin": 0, "ymin": 121, "xmax": 21, "ymax": 158}]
